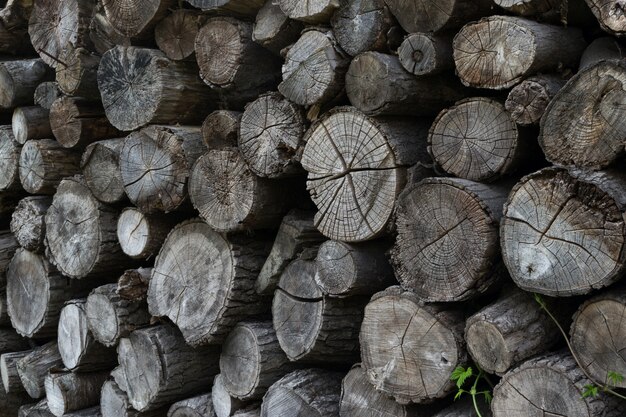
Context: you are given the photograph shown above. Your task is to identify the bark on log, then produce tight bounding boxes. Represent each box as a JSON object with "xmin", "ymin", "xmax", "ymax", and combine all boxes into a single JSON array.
[
  {"xmin": 579, "ymin": 37, "xmax": 626, "ymax": 71},
  {"xmin": 55, "ymin": 47, "xmax": 101, "ymax": 100},
  {"xmin": 86, "ymin": 283, "xmax": 151, "ymax": 347},
  {"xmin": 17, "ymin": 342, "xmax": 64, "ymax": 399},
  {"xmin": 116, "ymin": 268, "xmax": 152, "ymax": 301},
  {"xmin": 585, "ymin": 0, "xmax": 626, "ymax": 36},
  {"xmin": 0, "ymin": 0, "xmax": 34, "ymax": 55},
  {"xmin": 45, "ymin": 370, "xmax": 108, "ymax": 417},
  {"xmin": 539, "ymin": 60, "xmax": 626, "ymax": 169},
  {"xmin": 238, "ymin": 92, "xmax": 305, "ymax": 179},
  {"xmin": 148, "ymin": 219, "xmax": 271, "ymax": 346},
  {"xmin": 101, "ymin": 0, "xmax": 175, "ymax": 38},
  {"xmin": 260, "ymin": 369, "xmax": 342, "ymax": 417},
  {"xmin": 98, "ymin": 46, "xmax": 215, "ymax": 131},
  {"xmin": 0, "ymin": 126, "xmax": 20, "ymax": 192},
  {"xmin": 0, "ymin": 59, "xmax": 51, "ymax": 109},
  {"xmin": 117, "ymin": 208, "xmax": 176, "ymax": 260},
  {"xmin": 273, "ymin": 258, "xmax": 365, "ymax": 363},
  {"xmin": 453, "ymin": 16, "xmax": 586, "ymax": 89},
  {"xmin": 101, "ymin": 380, "xmax": 148, "ymax": 417},
  {"xmin": 19, "ymin": 400, "xmax": 54, "ymax": 417},
  {"xmin": 505, "ymin": 74, "xmax": 565, "ymax": 126},
  {"xmin": 168, "ymin": 393, "xmax": 215, "ymax": 417},
  {"xmin": 12, "ymin": 107, "xmax": 52, "ymax": 145},
  {"xmin": 301, "ymin": 107, "xmax": 430, "ymax": 242},
  {"xmin": 233, "ymin": 407, "xmax": 259, "ymax": 417},
  {"xmin": 315, "ymin": 240, "xmax": 395, "ymax": 297},
  {"xmin": 398, "ymin": 33, "xmax": 454, "ymax": 76},
  {"xmin": 277, "ymin": 0, "xmax": 340, "ymax": 23},
  {"xmin": 185, "ymin": 0, "xmax": 264, "ymax": 15},
  {"xmin": 500, "ymin": 167, "xmax": 626, "ymax": 296},
  {"xmin": 81, "ymin": 138, "xmax": 126, "ymax": 204},
  {"xmin": 360, "ymin": 286, "xmax": 467, "ymax": 404},
  {"xmin": 45, "ymin": 176, "xmax": 131, "ymax": 279},
  {"xmin": 119, "ymin": 125, "xmax": 204, "ymax": 213},
  {"xmin": 189, "ymin": 149, "xmax": 291, "ymax": 232},
  {"xmin": 18, "ymin": 139, "xmax": 80, "ymax": 195},
  {"xmin": 0, "ymin": 230, "xmax": 19, "ymax": 273},
  {"xmin": 212, "ymin": 374, "xmax": 248, "ymax": 417},
  {"xmin": 252, "ymin": 1, "xmax": 302, "ymax": 56},
  {"xmin": 117, "ymin": 324, "xmax": 220, "ymax": 411},
  {"xmin": 1, "ymin": 350, "xmax": 30, "ymax": 394},
  {"xmin": 10, "ymin": 196, "xmax": 51, "ymax": 253},
  {"xmin": 494, "ymin": 0, "xmax": 560, "ymax": 16},
  {"xmin": 33, "ymin": 83, "xmax": 62, "ymax": 111},
  {"xmin": 202, "ymin": 111, "xmax": 241, "ymax": 150},
  {"xmin": 155, "ymin": 10, "xmax": 205, "ymax": 61},
  {"xmin": 89, "ymin": 5, "xmax": 130, "ymax": 55},
  {"xmin": 385, "ymin": 0, "xmax": 493, "ymax": 33},
  {"xmin": 279, "ymin": 28, "xmax": 349, "ymax": 107},
  {"xmin": 492, "ymin": 351, "xmax": 625, "ymax": 417},
  {"xmin": 346, "ymin": 52, "xmax": 465, "ymax": 116}
]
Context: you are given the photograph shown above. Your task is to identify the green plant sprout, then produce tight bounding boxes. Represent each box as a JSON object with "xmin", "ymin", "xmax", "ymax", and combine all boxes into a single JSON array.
[{"xmin": 450, "ymin": 365, "xmax": 493, "ymax": 417}]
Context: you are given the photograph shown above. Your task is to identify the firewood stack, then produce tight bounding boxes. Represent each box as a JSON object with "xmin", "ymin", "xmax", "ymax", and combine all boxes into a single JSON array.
[{"xmin": 0, "ymin": 0, "xmax": 624, "ymax": 415}]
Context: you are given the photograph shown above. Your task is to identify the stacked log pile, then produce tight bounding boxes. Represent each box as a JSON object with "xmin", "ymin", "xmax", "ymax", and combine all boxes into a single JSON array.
[{"xmin": 0, "ymin": 0, "xmax": 624, "ymax": 416}]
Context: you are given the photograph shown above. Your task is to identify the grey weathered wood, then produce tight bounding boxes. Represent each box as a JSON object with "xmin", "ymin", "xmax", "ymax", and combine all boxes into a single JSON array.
[
  {"xmin": 101, "ymin": 0, "xmax": 175, "ymax": 38},
  {"xmin": 202, "ymin": 111, "xmax": 241, "ymax": 150},
  {"xmin": 116, "ymin": 208, "xmax": 175, "ymax": 260},
  {"xmin": 117, "ymin": 325, "xmax": 220, "ymax": 411},
  {"xmin": 116, "ymin": 268, "xmax": 152, "ymax": 302},
  {"xmin": 148, "ymin": 219, "xmax": 271, "ymax": 346},
  {"xmin": 0, "ymin": 230, "xmax": 19, "ymax": 286},
  {"xmin": 0, "ymin": 126, "xmax": 21, "ymax": 192},
  {"xmin": 89, "ymin": 4, "xmax": 130, "ymax": 55},
  {"xmin": 185, "ymin": 0, "xmax": 264, "ymax": 15},
  {"xmin": 0, "ymin": 59, "xmax": 51, "ymax": 109},
  {"xmin": 19, "ymin": 139, "xmax": 81, "ymax": 195},
  {"xmin": 585, "ymin": 0, "xmax": 626, "ymax": 36},
  {"xmin": 579, "ymin": 37, "xmax": 626, "ymax": 71},
  {"xmin": 252, "ymin": 1, "xmax": 302, "ymax": 55},
  {"xmin": 17, "ymin": 342, "xmax": 63, "ymax": 399},
  {"xmin": 360, "ymin": 286, "xmax": 466, "ymax": 404},
  {"xmin": 55, "ymin": 47, "xmax": 101, "ymax": 100},
  {"xmin": 168, "ymin": 393, "xmax": 216, "ymax": 417},
  {"xmin": 45, "ymin": 370, "xmax": 108, "ymax": 417},
  {"xmin": 1, "ymin": 350, "xmax": 30, "ymax": 394},
  {"xmin": 505, "ymin": 74, "xmax": 565, "ymax": 126},
  {"xmin": 232, "ymin": 407, "xmax": 260, "ymax": 417},
  {"xmin": 453, "ymin": 16, "xmax": 586, "ymax": 90},
  {"xmin": 398, "ymin": 33, "xmax": 453, "ymax": 76},
  {"xmin": 501, "ymin": 167, "xmax": 626, "ymax": 296},
  {"xmin": 20, "ymin": 399, "xmax": 54, "ymax": 417},
  {"xmin": 155, "ymin": 9, "xmax": 206, "ymax": 61},
  {"xmin": 33, "ymin": 83, "xmax": 62, "ymax": 111},
  {"xmin": 278, "ymin": 0, "xmax": 340, "ymax": 23},
  {"xmin": 101, "ymin": 379, "xmax": 148, "ymax": 417},
  {"xmin": 12, "ymin": 107, "xmax": 52, "ymax": 145},
  {"xmin": 81, "ymin": 138, "xmax": 126, "ymax": 204},
  {"xmin": 212, "ymin": 374, "xmax": 248, "ymax": 417},
  {"xmin": 0, "ymin": 0, "xmax": 34, "ymax": 55},
  {"xmin": 385, "ymin": 0, "xmax": 493, "ymax": 33},
  {"xmin": 10, "ymin": 196, "xmax": 51, "ymax": 253}
]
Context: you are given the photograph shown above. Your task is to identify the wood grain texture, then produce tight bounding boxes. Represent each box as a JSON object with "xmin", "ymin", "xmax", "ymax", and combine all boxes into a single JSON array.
[
  {"xmin": 202, "ymin": 111, "xmax": 241, "ymax": 150},
  {"xmin": 81, "ymin": 138, "xmax": 126, "ymax": 204},
  {"xmin": 155, "ymin": 10, "xmax": 205, "ymax": 61},
  {"xmin": 185, "ymin": 0, "xmax": 264, "ymax": 15},
  {"xmin": 278, "ymin": 0, "xmax": 341, "ymax": 23},
  {"xmin": 17, "ymin": 342, "xmax": 63, "ymax": 399},
  {"xmin": 55, "ymin": 47, "xmax": 101, "ymax": 100},
  {"xmin": 33, "ymin": 82, "xmax": 62, "ymax": 111},
  {"xmin": 10, "ymin": 196, "xmax": 51, "ymax": 253},
  {"xmin": 0, "ymin": 126, "xmax": 21, "ymax": 192},
  {"xmin": 1, "ymin": 350, "xmax": 30, "ymax": 394},
  {"xmin": 252, "ymin": 0, "xmax": 302, "ymax": 55},
  {"xmin": 585, "ymin": 0, "xmax": 626, "ymax": 35},
  {"xmin": 117, "ymin": 208, "xmax": 175, "ymax": 260},
  {"xmin": 398, "ymin": 33, "xmax": 453, "ymax": 76},
  {"xmin": 12, "ymin": 107, "xmax": 52, "ymax": 145},
  {"xmin": 45, "ymin": 370, "xmax": 108, "ymax": 417},
  {"xmin": 101, "ymin": 0, "xmax": 175, "ymax": 38},
  {"xmin": 505, "ymin": 74, "xmax": 565, "ymax": 126},
  {"xmin": 19, "ymin": 139, "xmax": 80, "ymax": 195},
  {"xmin": 0, "ymin": 59, "xmax": 51, "ymax": 109},
  {"xmin": 168, "ymin": 393, "xmax": 216, "ymax": 417},
  {"xmin": 385, "ymin": 0, "xmax": 493, "ymax": 33}
]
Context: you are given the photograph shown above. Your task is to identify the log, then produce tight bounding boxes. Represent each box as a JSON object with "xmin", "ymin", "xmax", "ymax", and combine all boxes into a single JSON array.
[
  {"xmin": 579, "ymin": 37, "xmax": 626, "ymax": 71},
  {"xmin": 168, "ymin": 393, "xmax": 215, "ymax": 417},
  {"xmin": 427, "ymin": 97, "xmax": 528, "ymax": 181},
  {"xmin": 500, "ymin": 167, "xmax": 626, "ymax": 296},
  {"xmin": 453, "ymin": 16, "xmax": 586, "ymax": 90},
  {"xmin": 346, "ymin": 52, "xmax": 465, "ymax": 116},
  {"xmin": 45, "ymin": 370, "xmax": 108, "ymax": 417},
  {"xmin": 7, "ymin": 249, "xmax": 94, "ymax": 338},
  {"xmin": 233, "ymin": 408, "xmax": 259, "ymax": 417},
  {"xmin": 0, "ymin": 230, "xmax": 18, "ymax": 276},
  {"xmin": 189, "ymin": 149, "xmax": 291, "ymax": 232},
  {"xmin": 101, "ymin": 0, "xmax": 175, "ymax": 38},
  {"xmin": 202, "ymin": 111, "xmax": 241, "ymax": 150},
  {"xmin": 17, "ymin": 342, "xmax": 64, "ymax": 399},
  {"xmin": 155, "ymin": 10, "xmax": 205, "ymax": 61},
  {"xmin": 212, "ymin": 374, "xmax": 248, "ymax": 417},
  {"xmin": 185, "ymin": 0, "xmax": 264, "ymax": 15},
  {"xmin": 20, "ymin": 400, "xmax": 54, "ymax": 417},
  {"xmin": 64, "ymin": 407, "xmax": 102, "ymax": 417},
  {"xmin": 45, "ymin": 176, "xmax": 132, "ymax": 279},
  {"xmin": 585, "ymin": 0, "xmax": 626, "ymax": 36},
  {"xmin": 0, "ymin": 125, "xmax": 20, "ymax": 192},
  {"xmin": 238, "ymin": 92, "xmax": 306, "ymax": 179},
  {"xmin": 10, "ymin": 196, "xmax": 51, "ymax": 253},
  {"xmin": 539, "ymin": 60, "xmax": 626, "ymax": 169},
  {"xmin": 255, "ymin": 210, "xmax": 324, "ymax": 296},
  {"xmin": 55, "ymin": 47, "xmax": 101, "ymax": 100},
  {"xmin": 86, "ymin": 283, "xmax": 151, "ymax": 347},
  {"xmin": 391, "ymin": 178, "xmax": 508, "ymax": 302},
  {"xmin": 252, "ymin": 1, "xmax": 302, "ymax": 56},
  {"xmin": 101, "ymin": 380, "xmax": 153, "ymax": 417},
  {"xmin": 273, "ymin": 258, "xmax": 365, "ymax": 363},
  {"xmin": 314, "ymin": 240, "xmax": 395, "ymax": 297},
  {"xmin": 33, "ymin": 83, "xmax": 62, "ymax": 111},
  {"xmin": 116, "ymin": 208, "xmax": 176, "ymax": 260},
  {"xmin": 277, "ymin": 0, "xmax": 340, "ymax": 23},
  {"xmin": 195, "ymin": 18, "xmax": 281, "ymax": 109},
  {"xmin": 0, "ymin": 59, "xmax": 52, "ymax": 109},
  {"xmin": 148, "ymin": 219, "xmax": 271, "ymax": 346},
  {"xmin": 1, "ymin": 350, "xmax": 30, "ymax": 394},
  {"xmin": 0, "ymin": 0, "xmax": 34, "ymax": 55},
  {"xmin": 98, "ymin": 46, "xmax": 215, "ymax": 131},
  {"xmin": 492, "ymin": 351, "xmax": 625, "ymax": 416},
  {"xmin": 12, "ymin": 107, "xmax": 52, "ymax": 145},
  {"xmin": 398, "ymin": 33, "xmax": 454, "ymax": 76},
  {"xmin": 49, "ymin": 97, "xmax": 121, "ymax": 149},
  {"xmin": 117, "ymin": 324, "xmax": 220, "ymax": 411},
  {"xmin": 89, "ymin": 4, "xmax": 130, "ymax": 55},
  {"xmin": 260, "ymin": 369, "xmax": 342, "ymax": 417},
  {"xmin": 18, "ymin": 139, "xmax": 80, "ymax": 195},
  {"xmin": 116, "ymin": 268, "xmax": 152, "ymax": 301},
  {"xmin": 119, "ymin": 125, "xmax": 204, "ymax": 213},
  {"xmin": 279, "ymin": 28, "xmax": 349, "ymax": 107},
  {"xmin": 504, "ymin": 74, "xmax": 565, "ymax": 126},
  {"xmin": 385, "ymin": 0, "xmax": 493, "ymax": 33},
  {"xmin": 360, "ymin": 286, "xmax": 467, "ymax": 404},
  {"xmin": 81, "ymin": 138, "xmax": 126, "ymax": 204},
  {"xmin": 300, "ymin": 106, "xmax": 430, "ymax": 242}
]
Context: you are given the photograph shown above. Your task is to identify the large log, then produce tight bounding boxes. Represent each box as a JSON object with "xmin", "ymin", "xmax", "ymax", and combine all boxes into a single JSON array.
[
  {"xmin": 155, "ymin": 10, "xmax": 205, "ymax": 61},
  {"xmin": 168, "ymin": 393, "xmax": 215, "ymax": 417},
  {"xmin": 360, "ymin": 286, "xmax": 466, "ymax": 404},
  {"xmin": 19, "ymin": 139, "xmax": 80, "ymax": 195},
  {"xmin": 1, "ymin": 350, "xmax": 30, "ymax": 394},
  {"xmin": 185, "ymin": 0, "xmax": 264, "ymax": 15},
  {"xmin": 45, "ymin": 371, "xmax": 108, "ymax": 417},
  {"xmin": 17, "ymin": 342, "xmax": 64, "ymax": 399},
  {"xmin": 33, "ymin": 82, "xmax": 62, "ymax": 111},
  {"xmin": 504, "ymin": 74, "xmax": 565, "ymax": 126},
  {"xmin": 55, "ymin": 47, "xmax": 101, "ymax": 100},
  {"xmin": 202, "ymin": 111, "xmax": 241, "ymax": 150},
  {"xmin": 81, "ymin": 138, "xmax": 126, "ymax": 204},
  {"xmin": 0, "ymin": 126, "xmax": 20, "ymax": 192},
  {"xmin": 98, "ymin": 47, "xmax": 215, "ymax": 131},
  {"xmin": 148, "ymin": 219, "xmax": 271, "ymax": 346},
  {"xmin": 116, "ymin": 208, "xmax": 176, "ymax": 260},
  {"xmin": 579, "ymin": 37, "xmax": 626, "ymax": 71},
  {"xmin": 0, "ymin": 0, "xmax": 34, "ymax": 55},
  {"xmin": 89, "ymin": 4, "xmax": 130, "ymax": 55},
  {"xmin": 277, "ymin": 0, "xmax": 340, "ymax": 23},
  {"xmin": 398, "ymin": 33, "xmax": 454, "ymax": 76},
  {"xmin": 10, "ymin": 196, "xmax": 51, "ymax": 253},
  {"xmin": 500, "ymin": 167, "xmax": 626, "ymax": 296},
  {"xmin": 12, "ymin": 107, "xmax": 52, "ymax": 144},
  {"xmin": 585, "ymin": 0, "xmax": 626, "ymax": 36},
  {"xmin": 0, "ymin": 59, "xmax": 51, "ymax": 109},
  {"xmin": 252, "ymin": 1, "xmax": 302, "ymax": 56},
  {"xmin": 119, "ymin": 125, "xmax": 204, "ymax": 213},
  {"xmin": 212, "ymin": 374, "xmax": 248, "ymax": 417},
  {"xmin": 385, "ymin": 0, "xmax": 493, "ymax": 33},
  {"xmin": 101, "ymin": 0, "xmax": 175, "ymax": 38},
  {"xmin": 117, "ymin": 325, "xmax": 220, "ymax": 411},
  {"xmin": 453, "ymin": 16, "xmax": 586, "ymax": 89}
]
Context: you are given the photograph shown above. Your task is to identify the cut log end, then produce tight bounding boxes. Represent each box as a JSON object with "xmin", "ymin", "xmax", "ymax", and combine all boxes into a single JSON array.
[{"xmin": 398, "ymin": 33, "xmax": 453, "ymax": 76}]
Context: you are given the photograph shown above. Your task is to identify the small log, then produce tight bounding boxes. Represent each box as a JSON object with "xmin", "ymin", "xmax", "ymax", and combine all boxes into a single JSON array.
[
  {"xmin": 89, "ymin": 5, "xmax": 130, "ymax": 55},
  {"xmin": 98, "ymin": 46, "xmax": 215, "ymax": 131},
  {"xmin": 33, "ymin": 82, "xmax": 62, "ymax": 111},
  {"xmin": 360, "ymin": 286, "xmax": 467, "ymax": 404},
  {"xmin": 12, "ymin": 107, "xmax": 52, "ymax": 145},
  {"xmin": 385, "ymin": 0, "xmax": 493, "ymax": 33},
  {"xmin": 10, "ymin": 196, "xmax": 52, "ymax": 253},
  {"xmin": 19, "ymin": 139, "xmax": 81, "ymax": 195},
  {"xmin": 1, "ymin": 350, "xmax": 30, "ymax": 394},
  {"xmin": 189, "ymin": 149, "xmax": 291, "ymax": 232},
  {"xmin": 500, "ymin": 167, "xmax": 626, "ymax": 296},
  {"xmin": 252, "ymin": 1, "xmax": 302, "ymax": 55},
  {"xmin": 155, "ymin": 9, "xmax": 205, "ymax": 61},
  {"xmin": 277, "ymin": 0, "xmax": 340, "ymax": 23},
  {"xmin": 453, "ymin": 16, "xmax": 586, "ymax": 89},
  {"xmin": 585, "ymin": 0, "xmax": 626, "ymax": 36},
  {"xmin": 101, "ymin": 0, "xmax": 175, "ymax": 38},
  {"xmin": 168, "ymin": 393, "xmax": 215, "ymax": 417},
  {"xmin": 86, "ymin": 283, "xmax": 151, "ymax": 347},
  {"xmin": 0, "ymin": 0, "xmax": 34, "ymax": 55},
  {"xmin": 101, "ymin": 379, "xmax": 158, "ymax": 417},
  {"xmin": 0, "ymin": 125, "xmax": 20, "ymax": 192},
  {"xmin": 119, "ymin": 125, "xmax": 204, "ymax": 213},
  {"xmin": 260, "ymin": 369, "xmax": 342, "ymax": 417},
  {"xmin": 55, "ymin": 47, "xmax": 101, "ymax": 100},
  {"xmin": 45, "ymin": 370, "xmax": 109, "ymax": 417},
  {"xmin": 346, "ymin": 52, "xmax": 465, "ymax": 116},
  {"xmin": 398, "ymin": 33, "xmax": 454, "ymax": 76},
  {"xmin": 505, "ymin": 74, "xmax": 565, "ymax": 126},
  {"xmin": 314, "ymin": 240, "xmax": 395, "ymax": 297},
  {"xmin": 17, "ymin": 342, "xmax": 64, "ymax": 399},
  {"xmin": 0, "ymin": 59, "xmax": 52, "ymax": 109},
  {"xmin": 117, "ymin": 268, "xmax": 152, "ymax": 301},
  {"xmin": 273, "ymin": 258, "xmax": 365, "ymax": 363},
  {"xmin": 81, "ymin": 138, "xmax": 126, "ymax": 204},
  {"xmin": 492, "ymin": 351, "xmax": 625, "ymax": 416},
  {"xmin": 579, "ymin": 37, "xmax": 626, "ymax": 71},
  {"xmin": 279, "ymin": 28, "xmax": 349, "ymax": 107},
  {"xmin": 238, "ymin": 92, "xmax": 306, "ymax": 179},
  {"xmin": 202, "ymin": 110, "xmax": 241, "ymax": 150},
  {"xmin": 117, "ymin": 324, "xmax": 220, "ymax": 411},
  {"xmin": 185, "ymin": 0, "xmax": 264, "ymax": 15},
  {"xmin": 148, "ymin": 219, "xmax": 271, "ymax": 346},
  {"xmin": 212, "ymin": 374, "xmax": 248, "ymax": 417},
  {"xmin": 50, "ymin": 97, "xmax": 121, "ymax": 149},
  {"xmin": 117, "ymin": 208, "xmax": 176, "ymax": 260},
  {"xmin": 45, "ymin": 176, "xmax": 132, "ymax": 279}
]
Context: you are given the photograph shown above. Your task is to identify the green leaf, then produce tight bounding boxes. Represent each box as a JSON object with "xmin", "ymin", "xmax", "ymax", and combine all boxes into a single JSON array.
[
  {"xmin": 608, "ymin": 371, "xmax": 624, "ymax": 385},
  {"xmin": 533, "ymin": 293, "xmax": 545, "ymax": 307},
  {"xmin": 483, "ymin": 391, "xmax": 493, "ymax": 404},
  {"xmin": 582, "ymin": 384, "xmax": 599, "ymax": 398},
  {"xmin": 454, "ymin": 390, "xmax": 464, "ymax": 401},
  {"xmin": 450, "ymin": 367, "xmax": 473, "ymax": 388}
]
